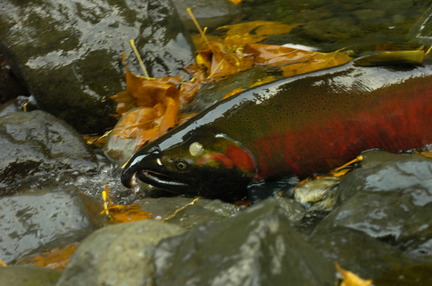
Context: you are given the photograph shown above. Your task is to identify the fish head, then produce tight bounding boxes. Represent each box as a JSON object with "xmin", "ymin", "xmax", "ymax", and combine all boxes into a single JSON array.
[{"xmin": 121, "ymin": 130, "xmax": 257, "ymax": 200}]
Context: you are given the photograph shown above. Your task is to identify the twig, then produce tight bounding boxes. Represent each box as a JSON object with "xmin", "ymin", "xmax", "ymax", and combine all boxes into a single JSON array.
[
  {"xmin": 161, "ymin": 197, "xmax": 201, "ymax": 222},
  {"xmin": 129, "ymin": 39, "xmax": 150, "ymax": 79},
  {"xmin": 186, "ymin": 8, "xmax": 210, "ymax": 48}
]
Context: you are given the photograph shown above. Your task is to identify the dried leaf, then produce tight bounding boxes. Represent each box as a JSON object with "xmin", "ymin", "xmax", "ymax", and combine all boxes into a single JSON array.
[
  {"xmin": 218, "ymin": 21, "xmax": 299, "ymax": 47},
  {"xmin": 111, "ymin": 90, "xmax": 136, "ymax": 114},
  {"xmin": 17, "ymin": 243, "xmax": 79, "ymax": 270},
  {"xmin": 228, "ymin": 0, "xmax": 242, "ymax": 4},
  {"xmin": 0, "ymin": 260, "xmax": 6, "ymax": 267},
  {"xmin": 417, "ymin": 150, "xmax": 432, "ymax": 159},
  {"xmin": 224, "ymin": 88, "xmax": 245, "ymax": 99},
  {"xmin": 111, "ymin": 67, "xmax": 181, "ymax": 148},
  {"xmin": 195, "ymin": 42, "xmax": 254, "ymax": 80},
  {"xmin": 336, "ymin": 264, "xmax": 373, "ymax": 286},
  {"xmin": 244, "ymin": 43, "xmax": 316, "ymax": 66},
  {"xmin": 249, "ymin": 76, "xmax": 278, "ymax": 88},
  {"xmin": 244, "ymin": 43, "xmax": 352, "ymax": 77},
  {"xmin": 125, "ymin": 69, "xmax": 181, "ymax": 107},
  {"xmin": 101, "ymin": 185, "xmax": 152, "ymax": 223},
  {"xmin": 281, "ymin": 49, "xmax": 352, "ymax": 77}
]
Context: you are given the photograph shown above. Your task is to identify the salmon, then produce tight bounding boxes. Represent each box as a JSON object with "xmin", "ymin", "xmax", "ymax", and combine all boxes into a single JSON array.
[{"xmin": 121, "ymin": 62, "xmax": 432, "ymax": 200}]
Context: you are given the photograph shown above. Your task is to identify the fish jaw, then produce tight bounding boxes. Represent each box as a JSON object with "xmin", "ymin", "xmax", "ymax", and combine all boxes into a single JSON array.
[
  {"xmin": 120, "ymin": 132, "xmax": 258, "ymax": 200},
  {"xmin": 121, "ymin": 148, "xmax": 190, "ymax": 190}
]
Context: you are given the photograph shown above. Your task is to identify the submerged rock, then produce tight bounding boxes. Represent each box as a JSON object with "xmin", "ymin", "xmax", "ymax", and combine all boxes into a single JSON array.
[
  {"xmin": 154, "ymin": 198, "xmax": 335, "ymax": 286},
  {"xmin": 0, "ymin": 266, "xmax": 61, "ymax": 286},
  {"xmin": 0, "ymin": 186, "xmax": 103, "ymax": 264},
  {"xmin": 0, "ymin": 110, "xmax": 98, "ymax": 195},
  {"xmin": 57, "ymin": 220, "xmax": 184, "ymax": 286},
  {"xmin": 310, "ymin": 150, "xmax": 432, "ymax": 285},
  {"xmin": 173, "ymin": 0, "xmax": 240, "ymax": 30},
  {"xmin": 0, "ymin": 0, "xmax": 194, "ymax": 133}
]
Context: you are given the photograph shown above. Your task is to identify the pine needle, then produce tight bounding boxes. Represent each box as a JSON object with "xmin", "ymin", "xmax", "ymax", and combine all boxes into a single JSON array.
[
  {"xmin": 161, "ymin": 197, "xmax": 201, "ymax": 222},
  {"xmin": 186, "ymin": 8, "xmax": 210, "ymax": 48},
  {"xmin": 129, "ymin": 39, "xmax": 150, "ymax": 79}
]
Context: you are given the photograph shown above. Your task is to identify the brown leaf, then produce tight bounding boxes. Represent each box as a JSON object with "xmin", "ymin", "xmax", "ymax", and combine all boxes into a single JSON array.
[{"xmin": 280, "ymin": 49, "xmax": 352, "ymax": 77}]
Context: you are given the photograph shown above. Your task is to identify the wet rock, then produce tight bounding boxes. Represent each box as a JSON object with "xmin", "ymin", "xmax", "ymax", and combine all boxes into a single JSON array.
[
  {"xmin": 0, "ymin": 186, "xmax": 103, "ymax": 264},
  {"xmin": 309, "ymin": 151, "xmax": 432, "ymax": 284},
  {"xmin": 0, "ymin": 96, "xmax": 38, "ymax": 118},
  {"xmin": 0, "ymin": 110, "xmax": 98, "ymax": 195},
  {"xmin": 0, "ymin": 0, "xmax": 194, "ymax": 133},
  {"xmin": 310, "ymin": 227, "xmax": 432, "ymax": 285},
  {"xmin": 154, "ymin": 198, "xmax": 335, "ymax": 286},
  {"xmin": 136, "ymin": 197, "xmax": 239, "ymax": 229},
  {"xmin": 411, "ymin": 6, "xmax": 432, "ymax": 46},
  {"xmin": 240, "ymin": 0, "xmax": 428, "ymax": 52},
  {"xmin": 0, "ymin": 49, "xmax": 29, "ymax": 103},
  {"xmin": 173, "ymin": 0, "xmax": 240, "ymax": 30},
  {"xmin": 57, "ymin": 220, "xmax": 184, "ymax": 286},
  {"xmin": 0, "ymin": 266, "xmax": 61, "ymax": 286}
]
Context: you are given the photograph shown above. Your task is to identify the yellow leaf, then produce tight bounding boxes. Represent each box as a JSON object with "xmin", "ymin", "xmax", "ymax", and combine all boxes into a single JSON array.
[
  {"xmin": 17, "ymin": 243, "xmax": 79, "ymax": 270},
  {"xmin": 353, "ymin": 50, "xmax": 425, "ymax": 67},
  {"xmin": 100, "ymin": 185, "xmax": 152, "ymax": 224},
  {"xmin": 336, "ymin": 264, "xmax": 373, "ymax": 286},
  {"xmin": 223, "ymin": 88, "xmax": 245, "ymax": 99},
  {"xmin": 249, "ymin": 76, "xmax": 278, "ymax": 88}
]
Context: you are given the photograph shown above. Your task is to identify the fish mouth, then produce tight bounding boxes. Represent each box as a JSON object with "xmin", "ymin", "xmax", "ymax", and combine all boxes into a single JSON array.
[{"xmin": 136, "ymin": 170, "xmax": 190, "ymax": 190}]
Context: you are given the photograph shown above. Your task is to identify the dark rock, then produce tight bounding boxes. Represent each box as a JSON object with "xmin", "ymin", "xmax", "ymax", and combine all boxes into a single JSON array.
[
  {"xmin": 57, "ymin": 220, "xmax": 184, "ymax": 286},
  {"xmin": 0, "ymin": 96, "xmax": 38, "ymax": 118},
  {"xmin": 0, "ymin": 186, "xmax": 103, "ymax": 264},
  {"xmin": 323, "ymin": 151, "xmax": 432, "ymax": 246},
  {"xmin": 0, "ymin": 110, "xmax": 98, "ymax": 195},
  {"xmin": 309, "ymin": 151, "xmax": 432, "ymax": 284},
  {"xmin": 310, "ymin": 228, "xmax": 432, "ymax": 285},
  {"xmin": 0, "ymin": 0, "xmax": 194, "ymax": 133},
  {"xmin": 136, "ymin": 197, "xmax": 239, "ymax": 229},
  {"xmin": 0, "ymin": 48, "xmax": 29, "ymax": 103},
  {"xmin": 0, "ymin": 266, "xmax": 61, "ymax": 286},
  {"xmin": 154, "ymin": 198, "xmax": 335, "ymax": 286}
]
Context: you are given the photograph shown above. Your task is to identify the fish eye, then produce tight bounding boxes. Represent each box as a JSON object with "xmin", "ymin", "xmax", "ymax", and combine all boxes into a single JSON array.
[{"xmin": 175, "ymin": 159, "xmax": 189, "ymax": 171}]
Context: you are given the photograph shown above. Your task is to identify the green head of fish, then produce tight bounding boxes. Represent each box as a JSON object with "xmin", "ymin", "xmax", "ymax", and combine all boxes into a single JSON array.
[{"xmin": 121, "ymin": 129, "xmax": 257, "ymax": 200}]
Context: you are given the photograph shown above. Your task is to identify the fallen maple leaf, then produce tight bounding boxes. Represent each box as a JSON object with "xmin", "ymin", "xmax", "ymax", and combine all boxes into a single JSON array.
[{"xmin": 110, "ymin": 68, "xmax": 182, "ymax": 149}]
